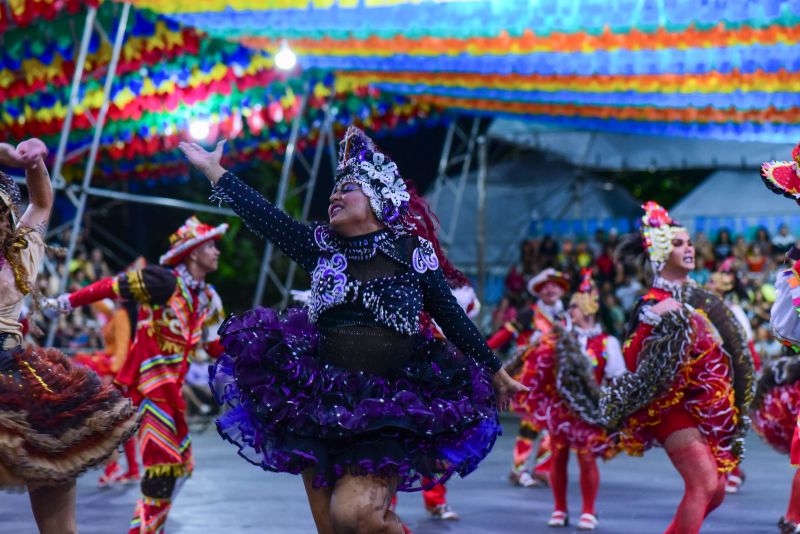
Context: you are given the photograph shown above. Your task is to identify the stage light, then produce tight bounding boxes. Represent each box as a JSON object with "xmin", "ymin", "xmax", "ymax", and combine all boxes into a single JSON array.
[
  {"xmin": 189, "ymin": 120, "xmax": 210, "ymax": 140},
  {"xmin": 275, "ymin": 40, "xmax": 297, "ymax": 71}
]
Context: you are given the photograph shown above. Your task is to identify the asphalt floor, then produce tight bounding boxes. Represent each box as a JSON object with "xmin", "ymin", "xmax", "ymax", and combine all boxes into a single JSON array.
[{"xmin": 0, "ymin": 417, "xmax": 792, "ymax": 533}]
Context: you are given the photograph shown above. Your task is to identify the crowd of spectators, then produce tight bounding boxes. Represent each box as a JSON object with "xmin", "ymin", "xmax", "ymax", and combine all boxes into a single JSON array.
[
  {"xmin": 27, "ymin": 228, "xmax": 119, "ymax": 350},
  {"xmin": 30, "ymin": 221, "xmax": 800, "ymax": 369},
  {"xmin": 490, "ymin": 224, "xmax": 799, "ymax": 359}
]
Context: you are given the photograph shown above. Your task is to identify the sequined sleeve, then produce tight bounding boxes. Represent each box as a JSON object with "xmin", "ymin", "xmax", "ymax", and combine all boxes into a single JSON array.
[
  {"xmin": 210, "ymin": 171, "xmax": 319, "ymax": 271},
  {"xmin": 423, "ymin": 267, "xmax": 502, "ymax": 373}
]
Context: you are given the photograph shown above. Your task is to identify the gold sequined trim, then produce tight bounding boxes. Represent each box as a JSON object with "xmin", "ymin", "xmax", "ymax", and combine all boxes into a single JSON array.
[
  {"xmin": 20, "ymin": 360, "xmax": 53, "ymax": 393},
  {"xmin": 127, "ymin": 269, "xmax": 151, "ymax": 304}
]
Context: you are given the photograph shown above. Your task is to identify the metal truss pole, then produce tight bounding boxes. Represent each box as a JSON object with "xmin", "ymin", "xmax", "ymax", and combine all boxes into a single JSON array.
[
  {"xmin": 47, "ymin": 4, "xmax": 130, "ymax": 346},
  {"xmin": 278, "ymin": 101, "xmax": 337, "ymax": 308},
  {"xmin": 10, "ymin": 175, "xmax": 235, "ymax": 217},
  {"xmin": 428, "ymin": 116, "xmax": 483, "ymax": 249},
  {"xmin": 252, "ymin": 89, "xmax": 310, "ymax": 308},
  {"xmin": 475, "ymin": 136, "xmax": 488, "ymax": 311},
  {"xmin": 51, "ymin": 8, "xmax": 97, "ymax": 192}
]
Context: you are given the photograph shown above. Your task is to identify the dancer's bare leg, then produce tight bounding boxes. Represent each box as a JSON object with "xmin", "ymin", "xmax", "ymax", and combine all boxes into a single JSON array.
[
  {"xmin": 28, "ymin": 480, "xmax": 77, "ymax": 534},
  {"xmin": 303, "ymin": 470, "xmax": 335, "ymax": 534},
  {"xmin": 662, "ymin": 428, "xmax": 722, "ymax": 534},
  {"xmin": 330, "ymin": 473, "xmax": 404, "ymax": 534}
]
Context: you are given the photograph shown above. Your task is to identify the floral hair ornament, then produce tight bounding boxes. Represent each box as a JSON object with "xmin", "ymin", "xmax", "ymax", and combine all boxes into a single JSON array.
[
  {"xmin": 761, "ymin": 142, "xmax": 800, "ymax": 205},
  {"xmin": 709, "ymin": 257, "xmax": 736, "ymax": 294},
  {"xmin": 335, "ymin": 126, "xmax": 410, "ymax": 226},
  {"xmin": 640, "ymin": 201, "xmax": 687, "ymax": 273},
  {"xmin": 570, "ymin": 267, "xmax": 599, "ymax": 315}
]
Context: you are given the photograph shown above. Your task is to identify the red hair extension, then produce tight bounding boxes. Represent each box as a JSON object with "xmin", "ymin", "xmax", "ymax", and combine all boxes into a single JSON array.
[{"xmin": 402, "ymin": 179, "xmax": 471, "ymax": 289}]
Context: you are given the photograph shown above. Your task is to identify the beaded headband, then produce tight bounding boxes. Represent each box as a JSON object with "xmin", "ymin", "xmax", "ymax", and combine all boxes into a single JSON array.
[{"xmin": 335, "ymin": 126, "xmax": 410, "ymax": 225}]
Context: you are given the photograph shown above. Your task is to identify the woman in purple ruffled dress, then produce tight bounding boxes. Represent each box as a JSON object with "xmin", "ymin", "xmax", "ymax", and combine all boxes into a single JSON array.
[{"xmin": 178, "ymin": 127, "xmax": 525, "ymax": 534}]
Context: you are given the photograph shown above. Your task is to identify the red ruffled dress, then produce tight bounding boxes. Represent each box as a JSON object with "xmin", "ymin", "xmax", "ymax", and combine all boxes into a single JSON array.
[
  {"xmin": 609, "ymin": 285, "xmax": 745, "ymax": 473},
  {"xmin": 514, "ymin": 326, "xmax": 623, "ymax": 458}
]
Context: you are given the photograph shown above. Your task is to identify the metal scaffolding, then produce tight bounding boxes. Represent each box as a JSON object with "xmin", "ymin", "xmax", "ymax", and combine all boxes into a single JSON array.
[
  {"xmin": 428, "ymin": 117, "xmax": 484, "ymax": 249},
  {"xmin": 252, "ymin": 90, "xmax": 338, "ymax": 308},
  {"xmin": 45, "ymin": 4, "xmax": 131, "ymax": 346},
  {"xmin": 41, "ymin": 4, "xmax": 337, "ymax": 347}
]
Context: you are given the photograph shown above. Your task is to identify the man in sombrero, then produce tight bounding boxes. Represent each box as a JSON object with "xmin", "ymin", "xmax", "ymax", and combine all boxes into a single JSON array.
[{"xmin": 50, "ymin": 216, "xmax": 227, "ymax": 533}]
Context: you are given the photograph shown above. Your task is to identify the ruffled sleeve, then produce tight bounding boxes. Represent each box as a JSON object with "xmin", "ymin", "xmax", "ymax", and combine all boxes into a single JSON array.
[
  {"xmin": 771, "ymin": 263, "xmax": 800, "ymax": 351},
  {"xmin": 603, "ymin": 335, "xmax": 626, "ymax": 379}
]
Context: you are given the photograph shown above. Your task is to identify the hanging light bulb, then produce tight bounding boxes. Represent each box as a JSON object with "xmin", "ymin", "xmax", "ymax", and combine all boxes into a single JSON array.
[
  {"xmin": 274, "ymin": 40, "xmax": 297, "ymax": 71},
  {"xmin": 189, "ymin": 120, "xmax": 210, "ymax": 140}
]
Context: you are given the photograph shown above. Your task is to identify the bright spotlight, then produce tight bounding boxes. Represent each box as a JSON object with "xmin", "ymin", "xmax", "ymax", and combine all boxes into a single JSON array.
[
  {"xmin": 189, "ymin": 120, "xmax": 210, "ymax": 140},
  {"xmin": 275, "ymin": 40, "xmax": 297, "ymax": 71}
]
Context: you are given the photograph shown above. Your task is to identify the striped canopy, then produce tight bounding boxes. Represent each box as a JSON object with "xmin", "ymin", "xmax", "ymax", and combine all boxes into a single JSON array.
[{"xmin": 125, "ymin": 0, "xmax": 800, "ymax": 143}]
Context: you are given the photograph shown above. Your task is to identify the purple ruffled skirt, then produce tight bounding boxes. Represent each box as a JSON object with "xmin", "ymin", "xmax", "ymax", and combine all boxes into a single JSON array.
[{"xmin": 210, "ymin": 307, "xmax": 500, "ymax": 491}]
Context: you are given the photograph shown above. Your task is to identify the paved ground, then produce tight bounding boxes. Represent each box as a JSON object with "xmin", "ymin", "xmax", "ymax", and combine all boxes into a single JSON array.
[{"xmin": 1, "ymin": 417, "xmax": 794, "ymax": 533}]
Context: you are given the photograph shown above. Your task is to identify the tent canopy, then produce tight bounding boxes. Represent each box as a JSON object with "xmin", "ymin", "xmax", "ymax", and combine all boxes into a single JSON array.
[
  {"xmin": 488, "ymin": 119, "xmax": 797, "ymax": 171},
  {"xmin": 670, "ymin": 169, "xmax": 800, "ymax": 236},
  {"xmin": 430, "ymin": 152, "xmax": 640, "ymax": 271}
]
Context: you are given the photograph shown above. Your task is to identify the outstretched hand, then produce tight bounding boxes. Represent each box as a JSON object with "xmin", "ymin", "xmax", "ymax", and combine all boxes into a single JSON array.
[
  {"xmin": 491, "ymin": 367, "xmax": 529, "ymax": 411},
  {"xmin": 651, "ymin": 297, "xmax": 682, "ymax": 316},
  {"xmin": 178, "ymin": 140, "xmax": 227, "ymax": 184}
]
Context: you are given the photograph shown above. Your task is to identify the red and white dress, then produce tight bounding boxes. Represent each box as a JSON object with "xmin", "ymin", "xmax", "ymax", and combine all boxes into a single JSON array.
[{"xmin": 515, "ymin": 324, "xmax": 624, "ymax": 458}]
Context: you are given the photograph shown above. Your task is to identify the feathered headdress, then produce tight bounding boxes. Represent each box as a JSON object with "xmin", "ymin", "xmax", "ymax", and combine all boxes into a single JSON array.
[
  {"xmin": 761, "ymin": 142, "xmax": 800, "ymax": 204},
  {"xmin": 570, "ymin": 268, "xmax": 599, "ymax": 315},
  {"xmin": 640, "ymin": 201, "xmax": 687, "ymax": 273}
]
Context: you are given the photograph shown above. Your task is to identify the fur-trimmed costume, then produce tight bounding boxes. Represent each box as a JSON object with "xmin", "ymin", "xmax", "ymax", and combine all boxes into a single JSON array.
[
  {"xmin": 516, "ymin": 324, "xmax": 623, "ymax": 457},
  {"xmin": 0, "ymin": 230, "xmax": 137, "ymax": 489}
]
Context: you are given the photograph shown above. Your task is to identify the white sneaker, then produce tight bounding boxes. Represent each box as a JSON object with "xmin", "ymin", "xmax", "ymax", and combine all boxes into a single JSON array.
[
  {"xmin": 429, "ymin": 504, "xmax": 459, "ymax": 520},
  {"xmin": 547, "ymin": 511, "xmax": 568, "ymax": 527},
  {"xmin": 725, "ymin": 474, "xmax": 743, "ymax": 494},
  {"xmin": 577, "ymin": 513, "xmax": 598, "ymax": 531},
  {"xmin": 518, "ymin": 471, "xmax": 541, "ymax": 488}
]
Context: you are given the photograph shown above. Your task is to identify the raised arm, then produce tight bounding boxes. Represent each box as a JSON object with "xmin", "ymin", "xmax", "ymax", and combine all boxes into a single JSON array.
[
  {"xmin": 0, "ymin": 139, "xmax": 52, "ymax": 234},
  {"xmin": 422, "ymin": 266, "xmax": 527, "ymax": 406},
  {"xmin": 51, "ymin": 265, "xmax": 178, "ymax": 312},
  {"xmin": 179, "ymin": 141, "xmax": 319, "ymax": 271}
]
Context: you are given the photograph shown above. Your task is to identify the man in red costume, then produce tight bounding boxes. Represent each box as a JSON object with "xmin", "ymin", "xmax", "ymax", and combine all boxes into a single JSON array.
[
  {"xmin": 487, "ymin": 268, "xmax": 569, "ymax": 487},
  {"xmin": 49, "ymin": 216, "xmax": 227, "ymax": 534}
]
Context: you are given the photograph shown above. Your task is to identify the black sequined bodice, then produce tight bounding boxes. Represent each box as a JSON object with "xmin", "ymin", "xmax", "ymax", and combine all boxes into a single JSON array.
[{"xmin": 211, "ymin": 172, "xmax": 502, "ymax": 373}]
